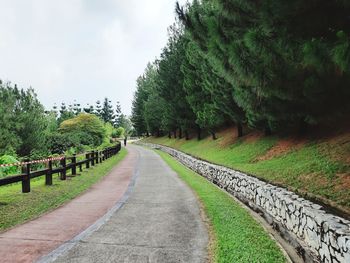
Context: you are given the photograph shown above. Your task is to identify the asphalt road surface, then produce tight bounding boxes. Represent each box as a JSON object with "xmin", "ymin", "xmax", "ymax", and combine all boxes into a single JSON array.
[{"xmin": 49, "ymin": 145, "xmax": 208, "ymax": 263}]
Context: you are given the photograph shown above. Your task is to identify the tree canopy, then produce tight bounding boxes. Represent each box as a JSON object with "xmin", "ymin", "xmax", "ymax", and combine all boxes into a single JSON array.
[{"xmin": 131, "ymin": 0, "xmax": 350, "ymax": 139}]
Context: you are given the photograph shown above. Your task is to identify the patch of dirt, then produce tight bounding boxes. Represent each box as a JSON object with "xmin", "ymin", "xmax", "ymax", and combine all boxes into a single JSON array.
[
  {"xmin": 335, "ymin": 173, "xmax": 350, "ymax": 191},
  {"xmin": 243, "ymin": 131, "xmax": 264, "ymax": 143},
  {"xmin": 319, "ymin": 133, "xmax": 350, "ymax": 165},
  {"xmin": 217, "ymin": 126, "xmax": 239, "ymax": 147},
  {"xmin": 256, "ymin": 137, "xmax": 307, "ymax": 161},
  {"xmin": 299, "ymin": 173, "xmax": 330, "ymax": 190}
]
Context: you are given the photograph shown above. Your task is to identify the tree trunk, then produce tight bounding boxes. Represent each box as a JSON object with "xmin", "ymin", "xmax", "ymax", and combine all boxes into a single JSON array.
[
  {"xmin": 168, "ymin": 132, "xmax": 171, "ymax": 138},
  {"xmin": 211, "ymin": 131, "xmax": 217, "ymax": 140},
  {"xmin": 157, "ymin": 129, "xmax": 160, "ymax": 137},
  {"xmin": 197, "ymin": 126, "xmax": 201, "ymax": 140},
  {"xmin": 179, "ymin": 128, "xmax": 182, "ymax": 139},
  {"xmin": 264, "ymin": 126, "xmax": 272, "ymax": 136},
  {"xmin": 185, "ymin": 130, "xmax": 189, "ymax": 140},
  {"xmin": 298, "ymin": 118, "xmax": 308, "ymax": 135},
  {"xmin": 173, "ymin": 129, "xmax": 177, "ymax": 139},
  {"xmin": 237, "ymin": 122, "xmax": 243, "ymax": 137},
  {"xmin": 146, "ymin": 131, "xmax": 150, "ymax": 137}
]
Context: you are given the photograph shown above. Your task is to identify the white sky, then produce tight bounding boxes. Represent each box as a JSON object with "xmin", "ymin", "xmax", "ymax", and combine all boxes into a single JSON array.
[{"xmin": 0, "ymin": 0, "xmax": 186, "ymax": 115}]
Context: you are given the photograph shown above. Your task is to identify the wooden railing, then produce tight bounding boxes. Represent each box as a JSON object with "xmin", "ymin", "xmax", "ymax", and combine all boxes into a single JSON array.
[{"xmin": 0, "ymin": 142, "xmax": 121, "ymax": 193}]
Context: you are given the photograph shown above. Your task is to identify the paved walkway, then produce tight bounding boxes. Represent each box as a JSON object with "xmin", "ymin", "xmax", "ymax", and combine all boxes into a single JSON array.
[
  {"xmin": 48, "ymin": 145, "xmax": 208, "ymax": 262},
  {"xmin": 0, "ymin": 147, "xmax": 138, "ymax": 263}
]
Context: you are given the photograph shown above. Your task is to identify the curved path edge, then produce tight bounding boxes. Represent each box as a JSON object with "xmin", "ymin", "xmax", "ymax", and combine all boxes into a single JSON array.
[
  {"xmin": 37, "ymin": 148, "xmax": 141, "ymax": 263},
  {"xmin": 51, "ymin": 145, "xmax": 208, "ymax": 263},
  {"xmin": 137, "ymin": 142, "xmax": 350, "ymax": 263},
  {"xmin": 0, "ymin": 146, "xmax": 139, "ymax": 263}
]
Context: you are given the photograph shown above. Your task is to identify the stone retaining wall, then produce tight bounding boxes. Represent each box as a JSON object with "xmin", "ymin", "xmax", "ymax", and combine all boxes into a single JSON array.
[{"xmin": 139, "ymin": 142, "xmax": 350, "ymax": 263}]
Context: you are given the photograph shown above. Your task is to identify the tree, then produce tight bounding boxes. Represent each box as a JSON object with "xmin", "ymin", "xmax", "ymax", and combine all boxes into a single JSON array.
[
  {"xmin": 131, "ymin": 63, "xmax": 156, "ymax": 136},
  {"xmin": 58, "ymin": 102, "xmax": 75, "ymax": 124},
  {"xmin": 182, "ymin": 37, "xmax": 245, "ymax": 138},
  {"xmin": 100, "ymin": 97, "xmax": 115, "ymax": 123},
  {"xmin": 0, "ymin": 82, "xmax": 48, "ymax": 156},
  {"xmin": 95, "ymin": 100, "xmax": 102, "ymax": 117},
  {"xmin": 73, "ymin": 100, "xmax": 81, "ymax": 115},
  {"xmin": 83, "ymin": 103, "xmax": 94, "ymax": 114},
  {"xmin": 116, "ymin": 114, "xmax": 133, "ymax": 137},
  {"xmin": 156, "ymin": 23, "xmax": 196, "ymax": 138},
  {"xmin": 59, "ymin": 113, "xmax": 106, "ymax": 147},
  {"xmin": 143, "ymin": 94, "xmax": 166, "ymax": 137},
  {"xmin": 114, "ymin": 101, "xmax": 121, "ymax": 127},
  {"xmin": 177, "ymin": 0, "xmax": 350, "ymax": 133}
]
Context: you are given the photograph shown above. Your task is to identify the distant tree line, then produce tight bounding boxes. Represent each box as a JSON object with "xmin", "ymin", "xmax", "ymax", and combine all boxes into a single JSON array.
[
  {"xmin": 53, "ymin": 98, "xmax": 122, "ymax": 127},
  {"xmin": 0, "ymin": 81, "xmax": 133, "ymax": 165},
  {"xmin": 131, "ymin": 1, "xmax": 350, "ymax": 139}
]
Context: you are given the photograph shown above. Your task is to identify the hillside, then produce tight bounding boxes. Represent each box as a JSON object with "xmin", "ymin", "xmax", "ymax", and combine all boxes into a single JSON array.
[{"xmin": 143, "ymin": 126, "xmax": 350, "ymax": 216}]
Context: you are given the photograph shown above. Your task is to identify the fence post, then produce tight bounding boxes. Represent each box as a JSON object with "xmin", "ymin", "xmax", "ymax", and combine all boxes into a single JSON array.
[
  {"xmin": 91, "ymin": 151, "xmax": 95, "ymax": 166},
  {"xmin": 60, "ymin": 157, "xmax": 66, "ymax": 180},
  {"xmin": 45, "ymin": 160, "xmax": 53, "ymax": 185},
  {"xmin": 95, "ymin": 151, "xmax": 99, "ymax": 164},
  {"xmin": 85, "ymin": 153, "xmax": 90, "ymax": 169},
  {"xmin": 22, "ymin": 160, "xmax": 31, "ymax": 193},
  {"xmin": 99, "ymin": 150, "xmax": 103, "ymax": 163},
  {"xmin": 72, "ymin": 154, "xmax": 77, "ymax": 175}
]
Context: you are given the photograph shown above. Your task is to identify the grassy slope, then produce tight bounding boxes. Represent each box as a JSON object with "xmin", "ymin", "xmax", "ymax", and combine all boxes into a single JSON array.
[
  {"xmin": 0, "ymin": 148, "xmax": 127, "ymax": 232},
  {"xmin": 157, "ymin": 150, "xmax": 286, "ymax": 263},
  {"xmin": 144, "ymin": 128, "xmax": 350, "ymax": 211}
]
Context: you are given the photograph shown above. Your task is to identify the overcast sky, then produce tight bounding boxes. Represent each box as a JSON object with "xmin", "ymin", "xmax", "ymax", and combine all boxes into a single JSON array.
[{"xmin": 0, "ymin": 0, "xmax": 186, "ymax": 115}]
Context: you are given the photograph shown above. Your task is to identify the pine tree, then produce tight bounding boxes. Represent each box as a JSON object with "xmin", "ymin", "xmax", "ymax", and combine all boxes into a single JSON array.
[
  {"xmin": 95, "ymin": 100, "xmax": 102, "ymax": 118},
  {"xmin": 100, "ymin": 98, "xmax": 115, "ymax": 123},
  {"xmin": 177, "ymin": 0, "xmax": 350, "ymax": 133}
]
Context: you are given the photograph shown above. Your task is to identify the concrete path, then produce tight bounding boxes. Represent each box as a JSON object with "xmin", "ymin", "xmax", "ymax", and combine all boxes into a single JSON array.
[
  {"xmin": 0, "ymin": 147, "xmax": 138, "ymax": 263},
  {"xmin": 48, "ymin": 145, "xmax": 208, "ymax": 263}
]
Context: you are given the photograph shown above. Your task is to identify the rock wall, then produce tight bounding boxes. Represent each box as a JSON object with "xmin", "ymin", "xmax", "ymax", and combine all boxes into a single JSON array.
[{"xmin": 139, "ymin": 142, "xmax": 350, "ymax": 263}]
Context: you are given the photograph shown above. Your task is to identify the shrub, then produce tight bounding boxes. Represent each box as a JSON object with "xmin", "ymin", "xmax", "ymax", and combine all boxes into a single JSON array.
[
  {"xmin": 0, "ymin": 155, "xmax": 20, "ymax": 177},
  {"xmin": 59, "ymin": 113, "xmax": 106, "ymax": 147},
  {"xmin": 115, "ymin": 127, "xmax": 125, "ymax": 138}
]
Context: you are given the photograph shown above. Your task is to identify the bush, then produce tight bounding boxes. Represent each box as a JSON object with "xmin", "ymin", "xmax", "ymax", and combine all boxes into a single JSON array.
[
  {"xmin": 0, "ymin": 155, "xmax": 20, "ymax": 177},
  {"xmin": 115, "ymin": 127, "xmax": 125, "ymax": 138},
  {"xmin": 59, "ymin": 113, "xmax": 106, "ymax": 147},
  {"xmin": 47, "ymin": 133, "xmax": 80, "ymax": 154}
]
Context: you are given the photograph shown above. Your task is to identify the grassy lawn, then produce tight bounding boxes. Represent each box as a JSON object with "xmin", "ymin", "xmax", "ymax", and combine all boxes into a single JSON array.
[
  {"xmin": 0, "ymin": 148, "xmax": 127, "ymax": 232},
  {"xmin": 144, "ymin": 132, "xmax": 350, "ymax": 210},
  {"xmin": 157, "ymin": 150, "xmax": 286, "ymax": 263}
]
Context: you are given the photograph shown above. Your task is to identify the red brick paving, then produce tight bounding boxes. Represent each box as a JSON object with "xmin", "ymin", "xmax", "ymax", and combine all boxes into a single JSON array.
[{"xmin": 0, "ymin": 147, "xmax": 137, "ymax": 263}]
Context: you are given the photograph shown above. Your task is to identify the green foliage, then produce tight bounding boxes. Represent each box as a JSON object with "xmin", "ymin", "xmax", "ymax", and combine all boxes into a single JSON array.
[
  {"xmin": 131, "ymin": 63, "xmax": 156, "ymax": 136},
  {"xmin": 116, "ymin": 114, "xmax": 133, "ymax": 137},
  {"xmin": 175, "ymin": 0, "xmax": 350, "ymax": 133},
  {"xmin": 146, "ymin": 134, "xmax": 350, "ymax": 208},
  {"xmin": 158, "ymin": 150, "xmax": 286, "ymax": 262},
  {"xmin": 0, "ymin": 148, "xmax": 127, "ymax": 232},
  {"xmin": 46, "ymin": 132, "xmax": 80, "ymax": 154},
  {"xmin": 0, "ymin": 82, "xmax": 48, "ymax": 156},
  {"xmin": 100, "ymin": 98, "xmax": 115, "ymax": 124},
  {"xmin": 114, "ymin": 127, "xmax": 125, "ymax": 138},
  {"xmin": 0, "ymin": 155, "xmax": 20, "ymax": 177},
  {"xmin": 59, "ymin": 113, "xmax": 106, "ymax": 147}
]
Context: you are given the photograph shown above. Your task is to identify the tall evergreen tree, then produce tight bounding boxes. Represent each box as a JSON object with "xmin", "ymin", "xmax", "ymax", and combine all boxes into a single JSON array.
[
  {"xmin": 177, "ymin": 0, "xmax": 350, "ymax": 133},
  {"xmin": 100, "ymin": 97, "xmax": 115, "ymax": 123},
  {"xmin": 0, "ymin": 82, "xmax": 48, "ymax": 156}
]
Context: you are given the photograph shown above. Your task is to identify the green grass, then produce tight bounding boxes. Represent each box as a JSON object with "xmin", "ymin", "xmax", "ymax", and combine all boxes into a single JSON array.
[
  {"xmin": 157, "ymin": 150, "xmax": 286, "ymax": 263},
  {"xmin": 0, "ymin": 148, "xmax": 127, "ymax": 232},
  {"xmin": 144, "ymin": 134, "xmax": 350, "ymax": 209}
]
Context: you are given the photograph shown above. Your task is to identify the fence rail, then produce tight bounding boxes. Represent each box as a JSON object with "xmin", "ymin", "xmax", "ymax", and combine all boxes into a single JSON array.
[{"xmin": 0, "ymin": 142, "xmax": 122, "ymax": 193}]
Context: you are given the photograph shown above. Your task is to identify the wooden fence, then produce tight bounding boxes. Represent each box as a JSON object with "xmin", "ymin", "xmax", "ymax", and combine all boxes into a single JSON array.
[{"xmin": 0, "ymin": 142, "xmax": 121, "ymax": 193}]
